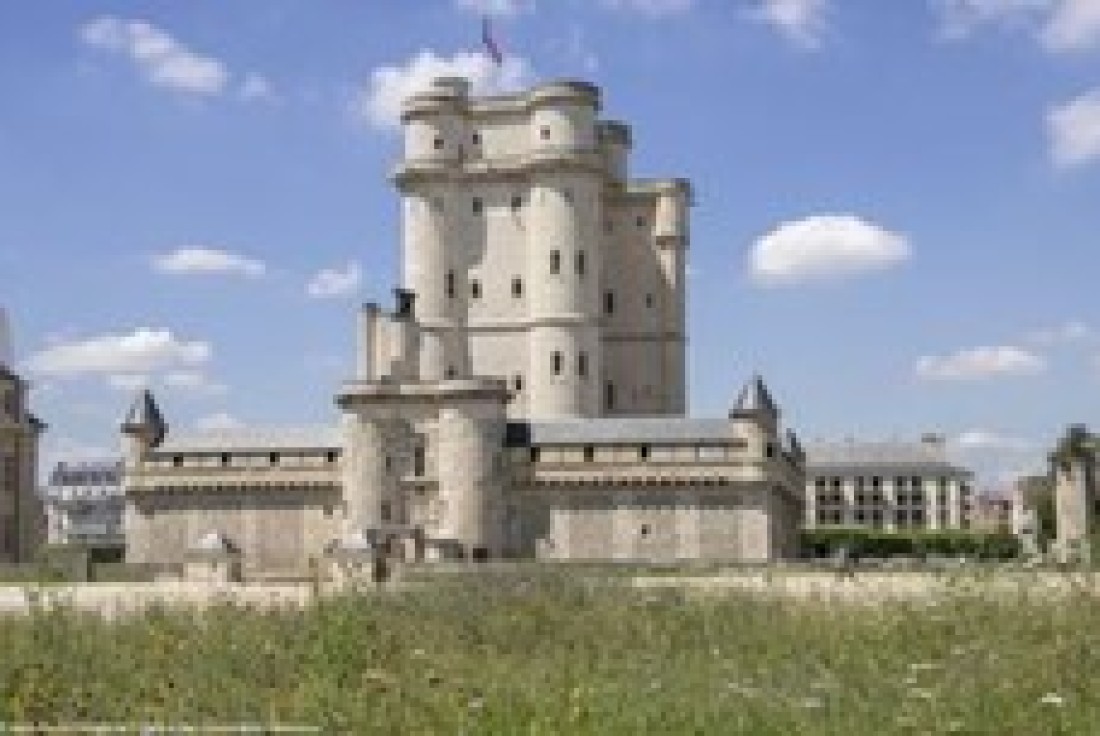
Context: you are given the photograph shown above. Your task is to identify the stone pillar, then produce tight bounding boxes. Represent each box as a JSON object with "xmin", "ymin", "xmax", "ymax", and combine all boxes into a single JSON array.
[{"xmin": 342, "ymin": 412, "xmax": 388, "ymax": 534}]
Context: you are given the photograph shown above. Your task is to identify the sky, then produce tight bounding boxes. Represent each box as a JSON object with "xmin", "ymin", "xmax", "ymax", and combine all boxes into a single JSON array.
[{"xmin": 1, "ymin": 0, "xmax": 1098, "ymax": 490}]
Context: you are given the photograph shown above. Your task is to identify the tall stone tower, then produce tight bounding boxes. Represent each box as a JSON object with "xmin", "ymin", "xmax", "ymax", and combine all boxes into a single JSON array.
[
  {"xmin": 1052, "ymin": 424, "xmax": 1097, "ymax": 563},
  {"xmin": 392, "ymin": 78, "xmax": 691, "ymax": 419},
  {"xmin": 0, "ymin": 310, "xmax": 46, "ymax": 562}
]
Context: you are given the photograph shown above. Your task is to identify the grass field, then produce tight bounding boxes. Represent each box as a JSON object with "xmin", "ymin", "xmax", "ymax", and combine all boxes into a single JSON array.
[{"xmin": 0, "ymin": 573, "xmax": 1098, "ymax": 733}]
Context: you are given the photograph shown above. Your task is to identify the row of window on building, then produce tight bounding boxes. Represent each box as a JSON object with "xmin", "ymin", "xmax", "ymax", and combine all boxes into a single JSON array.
[
  {"xmin": 445, "ymin": 269, "xmax": 656, "ymax": 312},
  {"xmin": 166, "ymin": 450, "xmax": 340, "ymax": 470},
  {"xmin": 815, "ymin": 509, "xmax": 961, "ymax": 528}
]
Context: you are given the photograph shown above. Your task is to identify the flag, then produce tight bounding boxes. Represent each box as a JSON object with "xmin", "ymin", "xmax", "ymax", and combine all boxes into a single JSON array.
[{"xmin": 482, "ymin": 16, "xmax": 504, "ymax": 65}]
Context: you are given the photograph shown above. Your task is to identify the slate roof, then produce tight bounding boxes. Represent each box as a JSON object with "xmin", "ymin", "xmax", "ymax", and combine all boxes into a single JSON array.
[
  {"xmin": 157, "ymin": 425, "xmax": 341, "ymax": 453},
  {"xmin": 505, "ymin": 418, "xmax": 733, "ymax": 446},
  {"xmin": 805, "ymin": 440, "xmax": 971, "ymax": 476},
  {"xmin": 121, "ymin": 389, "xmax": 166, "ymax": 446},
  {"xmin": 730, "ymin": 374, "xmax": 778, "ymax": 417}
]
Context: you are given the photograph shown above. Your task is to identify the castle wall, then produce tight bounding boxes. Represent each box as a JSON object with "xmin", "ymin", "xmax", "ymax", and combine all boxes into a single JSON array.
[
  {"xmin": 507, "ymin": 484, "xmax": 778, "ymax": 563},
  {"xmin": 126, "ymin": 489, "xmax": 340, "ymax": 575}
]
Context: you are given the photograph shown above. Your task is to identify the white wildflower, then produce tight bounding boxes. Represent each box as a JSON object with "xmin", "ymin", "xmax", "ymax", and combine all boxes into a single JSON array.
[{"xmin": 1040, "ymin": 693, "xmax": 1066, "ymax": 706}]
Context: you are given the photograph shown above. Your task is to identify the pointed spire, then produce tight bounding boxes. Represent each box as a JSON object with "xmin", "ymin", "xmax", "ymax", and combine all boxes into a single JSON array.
[
  {"xmin": 730, "ymin": 374, "xmax": 778, "ymax": 419},
  {"xmin": 121, "ymin": 388, "xmax": 167, "ymax": 447}
]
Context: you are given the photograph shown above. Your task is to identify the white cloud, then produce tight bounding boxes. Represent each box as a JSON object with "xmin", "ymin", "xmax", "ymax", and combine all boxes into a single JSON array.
[
  {"xmin": 933, "ymin": 0, "xmax": 1100, "ymax": 51},
  {"xmin": 80, "ymin": 16, "xmax": 229, "ymax": 96},
  {"xmin": 1025, "ymin": 319, "xmax": 1091, "ymax": 346},
  {"xmin": 239, "ymin": 72, "xmax": 276, "ymax": 103},
  {"xmin": 25, "ymin": 329, "xmax": 210, "ymax": 377},
  {"xmin": 152, "ymin": 247, "xmax": 267, "ymax": 278},
  {"xmin": 954, "ymin": 429, "xmax": 1035, "ymax": 451},
  {"xmin": 455, "ymin": 0, "xmax": 535, "ymax": 16},
  {"xmin": 600, "ymin": 0, "xmax": 695, "ymax": 17},
  {"xmin": 1048, "ymin": 89, "xmax": 1100, "ymax": 169},
  {"xmin": 194, "ymin": 412, "xmax": 244, "ymax": 431},
  {"xmin": 41, "ymin": 437, "xmax": 119, "ymax": 472},
  {"xmin": 749, "ymin": 0, "xmax": 829, "ymax": 49},
  {"xmin": 915, "ymin": 345, "xmax": 1046, "ymax": 380},
  {"xmin": 107, "ymin": 373, "xmax": 151, "ymax": 392},
  {"xmin": 164, "ymin": 370, "xmax": 228, "ymax": 395},
  {"xmin": 353, "ymin": 49, "xmax": 534, "ymax": 130},
  {"xmin": 306, "ymin": 262, "xmax": 362, "ymax": 299},
  {"xmin": 749, "ymin": 214, "xmax": 910, "ymax": 286},
  {"xmin": 1042, "ymin": 0, "xmax": 1100, "ymax": 50}
]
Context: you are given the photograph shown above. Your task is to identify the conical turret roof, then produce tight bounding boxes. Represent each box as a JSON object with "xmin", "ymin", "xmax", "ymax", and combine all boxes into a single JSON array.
[
  {"xmin": 730, "ymin": 374, "xmax": 778, "ymax": 418},
  {"xmin": 121, "ymin": 389, "xmax": 167, "ymax": 446}
]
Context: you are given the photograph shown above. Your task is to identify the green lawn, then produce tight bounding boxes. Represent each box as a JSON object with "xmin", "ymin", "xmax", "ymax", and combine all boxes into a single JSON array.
[{"xmin": 0, "ymin": 574, "xmax": 1097, "ymax": 733}]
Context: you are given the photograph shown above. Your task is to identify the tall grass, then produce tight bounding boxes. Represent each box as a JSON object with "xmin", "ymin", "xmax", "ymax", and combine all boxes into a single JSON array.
[{"xmin": 0, "ymin": 573, "xmax": 1097, "ymax": 733}]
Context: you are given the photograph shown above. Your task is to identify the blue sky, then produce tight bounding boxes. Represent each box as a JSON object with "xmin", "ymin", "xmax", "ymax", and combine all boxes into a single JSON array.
[{"xmin": 1, "ymin": 0, "xmax": 1098, "ymax": 488}]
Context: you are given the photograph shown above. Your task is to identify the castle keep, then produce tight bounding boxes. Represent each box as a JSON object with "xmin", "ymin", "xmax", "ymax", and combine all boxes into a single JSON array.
[{"xmin": 122, "ymin": 79, "xmax": 805, "ymax": 574}]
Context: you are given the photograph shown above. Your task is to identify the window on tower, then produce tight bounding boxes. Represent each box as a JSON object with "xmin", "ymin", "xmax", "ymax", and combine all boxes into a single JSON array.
[
  {"xmin": 433, "ymin": 137, "xmax": 444, "ymax": 150},
  {"xmin": 472, "ymin": 132, "xmax": 481, "ymax": 145},
  {"xmin": 540, "ymin": 126, "xmax": 551, "ymax": 140},
  {"xmin": 510, "ymin": 194, "xmax": 523, "ymax": 211},
  {"xmin": 605, "ymin": 381, "xmax": 616, "ymax": 411},
  {"xmin": 471, "ymin": 280, "xmax": 481, "ymax": 299},
  {"xmin": 552, "ymin": 351, "xmax": 563, "ymax": 376},
  {"xmin": 446, "ymin": 270, "xmax": 456, "ymax": 299},
  {"xmin": 550, "ymin": 250, "xmax": 561, "ymax": 275},
  {"xmin": 514, "ymin": 374, "xmax": 524, "ymax": 392},
  {"xmin": 512, "ymin": 277, "xmax": 523, "ymax": 298},
  {"xmin": 577, "ymin": 352, "xmax": 588, "ymax": 377},
  {"xmin": 472, "ymin": 197, "xmax": 483, "ymax": 214},
  {"xmin": 604, "ymin": 291, "xmax": 615, "ymax": 315},
  {"xmin": 576, "ymin": 251, "xmax": 586, "ymax": 276}
]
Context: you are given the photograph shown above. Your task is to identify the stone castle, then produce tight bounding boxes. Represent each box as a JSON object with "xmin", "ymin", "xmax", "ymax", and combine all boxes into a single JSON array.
[{"xmin": 121, "ymin": 78, "xmax": 805, "ymax": 575}]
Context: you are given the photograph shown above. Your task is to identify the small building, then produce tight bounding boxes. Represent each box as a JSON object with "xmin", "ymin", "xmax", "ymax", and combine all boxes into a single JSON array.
[
  {"xmin": 40, "ymin": 460, "xmax": 125, "ymax": 554},
  {"xmin": 804, "ymin": 434, "xmax": 973, "ymax": 532}
]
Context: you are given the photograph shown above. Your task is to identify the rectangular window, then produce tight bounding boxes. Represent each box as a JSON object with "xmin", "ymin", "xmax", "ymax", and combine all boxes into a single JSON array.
[
  {"xmin": 472, "ymin": 197, "xmax": 483, "ymax": 214},
  {"xmin": 512, "ymin": 277, "xmax": 523, "ymax": 298},
  {"xmin": 639, "ymin": 445, "xmax": 651, "ymax": 461},
  {"xmin": 552, "ymin": 351, "xmax": 563, "ymax": 375},
  {"xmin": 471, "ymin": 280, "xmax": 481, "ymax": 299},
  {"xmin": 269, "ymin": 453, "xmax": 280, "ymax": 466},
  {"xmin": 381, "ymin": 502, "xmax": 392, "ymax": 522},
  {"xmin": 530, "ymin": 447, "xmax": 541, "ymax": 463},
  {"xmin": 433, "ymin": 137, "xmax": 444, "ymax": 150},
  {"xmin": 577, "ymin": 352, "xmax": 588, "ymax": 377},
  {"xmin": 576, "ymin": 251, "xmax": 586, "ymax": 276},
  {"xmin": 550, "ymin": 250, "xmax": 561, "ymax": 274},
  {"xmin": 413, "ymin": 446, "xmax": 426, "ymax": 477},
  {"xmin": 540, "ymin": 126, "xmax": 551, "ymax": 140},
  {"xmin": 513, "ymin": 374, "xmax": 523, "ymax": 392},
  {"xmin": 472, "ymin": 132, "xmax": 481, "ymax": 145},
  {"xmin": 604, "ymin": 291, "xmax": 614, "ymax": 315},
  {"xmin": 510, "ymin": 194, "xmax": 523, "ymax": 211},
  {"xmin": 605, "ymin": 381, "xmax": 616, "ymax": 411},
  {"xmin": 446, "ymin": 270, "xmax": 456, "ymax": 298},
  {"xmin": 645, "ymin": 293, "xmax": 655, "ymax": 308},
  {"xmin": 583, "ymin": 446, "xmax": 595, "ymax": 462}
]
